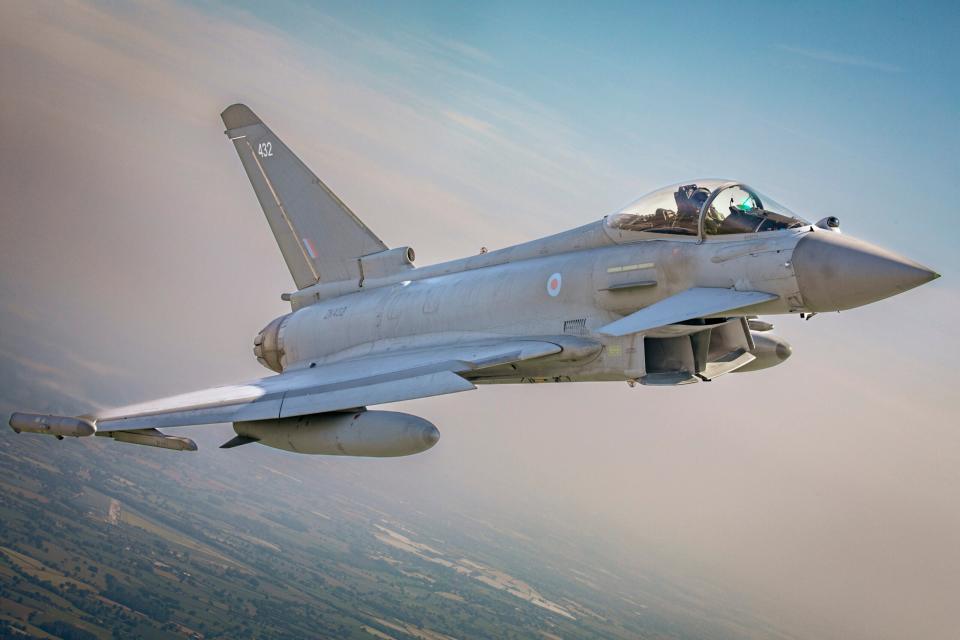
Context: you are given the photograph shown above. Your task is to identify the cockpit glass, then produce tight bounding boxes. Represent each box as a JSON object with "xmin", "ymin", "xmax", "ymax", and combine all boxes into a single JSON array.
[
  {"xmin": 606, "ymin": 180, "xmax": 809, "ymax": 239},
  {"xmin": 704, "ymin": 184, "xmax": 808, "ymax": 235},
  {"xmin": 605, "ymin": 181, "xmax": 726, "ymax": 236}
]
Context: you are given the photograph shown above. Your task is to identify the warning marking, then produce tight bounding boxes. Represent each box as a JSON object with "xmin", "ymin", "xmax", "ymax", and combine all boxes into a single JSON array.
[{"xmin": 607, "ymin": 262, "xmax": 654, "ymax": 273}]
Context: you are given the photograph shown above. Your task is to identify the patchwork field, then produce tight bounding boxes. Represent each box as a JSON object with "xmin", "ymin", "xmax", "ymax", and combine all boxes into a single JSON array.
[{"xmin": 0, "ymin": 428, "xmax": 794, "ymax": 640}]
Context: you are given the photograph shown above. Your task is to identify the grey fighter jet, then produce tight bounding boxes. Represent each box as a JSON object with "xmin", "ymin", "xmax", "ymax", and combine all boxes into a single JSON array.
[{"xmin": 9, "ymin": 104, "xmax": 940, "ymax": 456}]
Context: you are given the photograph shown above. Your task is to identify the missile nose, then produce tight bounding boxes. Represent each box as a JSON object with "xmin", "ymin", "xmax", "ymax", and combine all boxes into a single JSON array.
[
  {"xmin": 775, "ymin": 340, "xmax": 792, "ymax": 362},
  {"xmin": 792, "ymin": 231, "xmax": 939, "ymax": 312},
  {"xmin": 423, "ymin": 424, "xmax": 440, "ymax": 448}
]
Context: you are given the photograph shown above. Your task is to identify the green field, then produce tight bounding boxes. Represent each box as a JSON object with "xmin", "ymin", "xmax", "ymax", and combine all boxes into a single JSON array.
[{"xmin": 0, "ymin": 427, "xmax": 793, "ymax": 640}]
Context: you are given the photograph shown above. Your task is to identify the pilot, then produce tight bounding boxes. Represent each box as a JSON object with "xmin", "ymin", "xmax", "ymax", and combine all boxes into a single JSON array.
[{"xmin": 673, "ymin": 184, "xmax": 710, "ymax": 234}]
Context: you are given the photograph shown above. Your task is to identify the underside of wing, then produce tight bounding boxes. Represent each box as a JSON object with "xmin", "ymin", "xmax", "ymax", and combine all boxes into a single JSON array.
[
  {"xmin": 92, "ymin": 339, "xmax": 566, "ymax": 433},
  {"xmin": 597, "ymin": 287, "xmax": 778, "ymax": 337}
]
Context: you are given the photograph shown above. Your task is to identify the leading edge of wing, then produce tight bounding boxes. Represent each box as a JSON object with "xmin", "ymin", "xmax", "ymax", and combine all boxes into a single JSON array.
[
  {"xmin": 597, "ymin": 287, "xmax": 779, "ymax": 337},
  {"xmin": 93, "ymin": 339, "xmax": 562, "ymax": 432}
]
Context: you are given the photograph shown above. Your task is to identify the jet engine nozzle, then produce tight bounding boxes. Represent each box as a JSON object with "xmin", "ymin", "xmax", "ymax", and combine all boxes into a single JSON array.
[
  {"xmin": 792, "ymin": 231, "xmax": 939, "ymax": 312},
  {"xmin": 254, "ymin": 313, "xmax": 290, "ymax": 372}
]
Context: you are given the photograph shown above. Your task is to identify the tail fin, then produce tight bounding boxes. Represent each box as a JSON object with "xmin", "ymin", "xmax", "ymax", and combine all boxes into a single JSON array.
[{"xmin": 221, "ymin": 104, "xmax": 387, "ymax": 289}]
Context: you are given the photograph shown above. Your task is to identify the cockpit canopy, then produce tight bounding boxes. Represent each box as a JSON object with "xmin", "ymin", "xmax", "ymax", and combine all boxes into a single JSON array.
[{"xmin": 605, "ymin": 180, "xmax": 809, "ymax": 240}]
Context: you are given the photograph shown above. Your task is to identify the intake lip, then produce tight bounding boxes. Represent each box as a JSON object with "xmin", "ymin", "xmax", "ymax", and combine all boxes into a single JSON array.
[{"xmin": 792, "ymin": 231, "xmax": 939, "ymax": 312}]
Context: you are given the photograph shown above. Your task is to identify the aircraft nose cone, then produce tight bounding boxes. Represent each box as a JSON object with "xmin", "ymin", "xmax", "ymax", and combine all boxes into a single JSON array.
[{"xmin": 792, "ymin": 231, "xmax": 939, "ymax": 312}]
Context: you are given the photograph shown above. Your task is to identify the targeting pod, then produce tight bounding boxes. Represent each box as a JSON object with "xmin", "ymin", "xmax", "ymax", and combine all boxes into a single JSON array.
[{"xmin": 9, "ymin": 413, "xmax": 96, "ymax": 438}]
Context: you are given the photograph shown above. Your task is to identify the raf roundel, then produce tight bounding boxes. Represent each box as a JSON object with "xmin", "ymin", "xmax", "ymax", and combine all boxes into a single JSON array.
[{"xmin": 547, "ymin": 272, "xmax": 562, "ymax": 297}]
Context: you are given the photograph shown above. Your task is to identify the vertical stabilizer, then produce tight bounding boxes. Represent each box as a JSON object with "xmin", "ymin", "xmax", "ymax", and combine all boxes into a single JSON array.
[{"xmin": 221, "ymin": 104, "xmax": 387, "ymax": 289}]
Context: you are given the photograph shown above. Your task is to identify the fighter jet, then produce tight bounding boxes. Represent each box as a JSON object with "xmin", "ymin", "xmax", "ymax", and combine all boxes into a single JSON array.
[{"xmin": 9, "ymin": 104, "xmax": 940, "ymax": 456}]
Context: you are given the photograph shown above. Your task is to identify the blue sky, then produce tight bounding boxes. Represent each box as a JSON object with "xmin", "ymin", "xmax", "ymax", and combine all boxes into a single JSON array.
[{"xmin": 197, "ymin": 0, "xmax": 959, "ymax": 274}]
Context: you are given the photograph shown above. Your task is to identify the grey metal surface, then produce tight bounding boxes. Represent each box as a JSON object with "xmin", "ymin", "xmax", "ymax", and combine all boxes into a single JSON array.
[
  {"xmin": 9, "ymin": 413, "xmax": 95, "ymax": 437},
  {"xmin": 99, "ymin": 428, "xmax": 197, "ymax": 451},
  {"xmin": 234, "ymin": 410, "xmax": 440, "ymax": 457},
  {"xmin": 732, "ymin": 333, "xmax": 792, "ymax": 373},
  {"xmin": 792, "ymin": 230, "xmax": 939, "ymax": 311},
  {"xmin": 90, "ymin": 339, "xmax": 563, "ymax": 432},
  {"xmin": 221, "ymin": 104, "xmax": 387, "ymax": 289},
  {"xmin": 598, "ymin": 288, "xmax": 779, "ymax": 337},
  {"xmin": 277, "ymin": 371, "xmax": 473, "ymax": 418}
]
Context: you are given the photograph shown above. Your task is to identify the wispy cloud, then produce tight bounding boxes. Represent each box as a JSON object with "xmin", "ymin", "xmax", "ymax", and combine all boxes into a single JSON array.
[
  {"xmin": 443, "ymin": 110, "xmax": 496, "ymax": 136},
  {"xmin": 210, "ymin": 1, "xmax": 620, "ymax": 213},
  {"xmin": 0, "ymin": 348, "xmax": 105, "ymax": 410},
  {"xmin": 433, "ymin": 37, "xmax": 495, "ymax": 65},
  {"xmin": 779, "ymin": 45, "xmax": 903, "ymax": 73},
  {"xmin": 0, "ymin": 349, "xmax": 60, "ymax": 377},
  {"xmin": 2, "ymin": 301, "xmax": 40, "ymax": 323}
]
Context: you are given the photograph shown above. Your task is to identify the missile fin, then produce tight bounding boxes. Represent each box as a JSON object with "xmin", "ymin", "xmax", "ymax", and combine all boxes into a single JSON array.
[{"xmin": 219, "ymin": 435, "xmax": 260, "ymax": 449}]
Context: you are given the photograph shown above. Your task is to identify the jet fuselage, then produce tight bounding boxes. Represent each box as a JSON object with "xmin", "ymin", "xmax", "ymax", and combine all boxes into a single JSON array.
[
  {"xmin": 262, "ymin": 221, "xmax": 804, "ymax": 383},
  {"xmin": 10, "ymin": 105, "xmax": 940, "ymax": 455}
]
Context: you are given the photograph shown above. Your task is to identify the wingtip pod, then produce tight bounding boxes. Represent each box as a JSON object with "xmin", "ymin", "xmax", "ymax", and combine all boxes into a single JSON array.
[
  {"xmin": 221, "ymin": 103, "xmax": 262, "ymax": 130},
  {"xmin": 9, "ymin": 412, "xmax": 96, "ymax": 438}
]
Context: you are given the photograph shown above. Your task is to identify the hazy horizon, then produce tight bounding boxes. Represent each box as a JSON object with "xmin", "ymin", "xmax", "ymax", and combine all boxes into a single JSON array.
[{"xmin": 1, "ymin": 2, "xmax": 958, "ymax": 638}]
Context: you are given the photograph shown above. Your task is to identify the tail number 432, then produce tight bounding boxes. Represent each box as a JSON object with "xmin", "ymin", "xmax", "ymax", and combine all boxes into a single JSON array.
[{"xmin": 257, "ymin": 141, "xmax": 273, "ymax": 158}]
